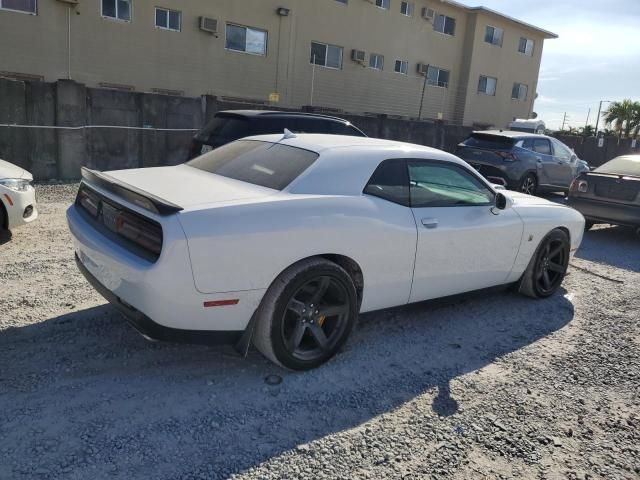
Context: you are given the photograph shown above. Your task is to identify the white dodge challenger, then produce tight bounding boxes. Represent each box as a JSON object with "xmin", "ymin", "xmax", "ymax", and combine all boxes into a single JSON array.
[{"xmin": 67, "ymin": 134, "xmax": 585, "ymax": 370}]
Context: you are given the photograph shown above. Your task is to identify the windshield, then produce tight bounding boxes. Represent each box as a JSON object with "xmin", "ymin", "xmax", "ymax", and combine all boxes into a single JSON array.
[
  {"xmin": 187, "ymin": 140, "xmax": 319, "ymax": 190},
  {"xmin": 194, "ymin": 115, "xmax": 251, "ymax": 144},
  {"xmin": 595, "ymin": 156, "xmax": 640, "ymax": 177}
]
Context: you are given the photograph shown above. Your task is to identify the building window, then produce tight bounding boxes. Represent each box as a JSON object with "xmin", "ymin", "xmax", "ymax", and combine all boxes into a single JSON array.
[
  {"xmin": 512, "ymin": 83, "xmax": 528, "ymax": 101},
  {"xmin": 375, "ymin": 0, "xmax": 390, "ymax": 10},
  {"xmin": 310, "ymin": 42, "xmax": 343, "ymax": 69},
  {"xmin": 0, "ymin": 0, "xmax": 36, "ymax": 14},
  {"xmin": 155, "ymin": 7, "xmax": 181, "ymax": 31},
  {"xmin": 226, "ymin": 24, "xmax": 268, "ymax": 56},
  {"xmin": 427, "ymin": 66, "xmax": 450, "ymax": 88},
  {"xmin": 400, "ymin": 1, "xmax": 414, "ymax": 16},
  {"xmin": 478, "ymin": 75, "xmax": 497, "ymax": 96},
  {"xmin": 102, "ymin": 0, "xmax": 131, "ymax": 21},
  {"xmin": 394, "ymin": 60, "xmax": 408, "ymax": 75},
  {"xmin": 335, "ymin": 0, "xmax": 348, "ymax": 3},
  {"xmin": 484, "ymin": 26, "xmax": 503, "ymax": 46},
  {"xmin": 434, "ymin": 14, "xmax": 455, "ymax": 35},
  {"xmin": 369, "ymin": 53, "xmax": 384, "ymax": 70},
  {"xmin": 518, "ymin": 37, "xmax": 534, "ymax": 56}
]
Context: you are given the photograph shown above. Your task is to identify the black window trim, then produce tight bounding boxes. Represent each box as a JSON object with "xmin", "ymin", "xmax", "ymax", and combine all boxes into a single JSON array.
[{"xmin": 363, "ymin": 157, "xmax": 497, "ymax": 208}]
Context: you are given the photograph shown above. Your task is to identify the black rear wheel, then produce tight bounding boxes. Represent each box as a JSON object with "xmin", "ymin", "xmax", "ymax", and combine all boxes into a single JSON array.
[
  {"xmin": 520, "ymin": 173, "xmax": 538, "ymax": 196},
  {"xmin": 253, "ymin": 258, "xmax": 358, "ymax": 370}
]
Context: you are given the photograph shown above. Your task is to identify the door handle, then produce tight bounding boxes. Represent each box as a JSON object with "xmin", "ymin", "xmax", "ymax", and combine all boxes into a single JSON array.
[{"xmin": 421, "ymin": 218, "xmax": 439, "ymax": 229}]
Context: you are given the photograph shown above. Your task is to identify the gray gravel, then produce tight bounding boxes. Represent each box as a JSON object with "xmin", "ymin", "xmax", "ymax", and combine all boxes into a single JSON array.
[{"xmin": 1, "ymin": 184, "xmax": 639, "ymax": 480}]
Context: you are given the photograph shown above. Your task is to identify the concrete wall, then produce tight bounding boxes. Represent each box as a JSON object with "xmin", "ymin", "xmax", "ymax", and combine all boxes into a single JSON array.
[
  {"xmin": 0, "ymin": 0, "xmax": 555, "ymax": 128},
  {"xmin": 1, "ymin": 78, "xmax": 636, "ymax": 180}
]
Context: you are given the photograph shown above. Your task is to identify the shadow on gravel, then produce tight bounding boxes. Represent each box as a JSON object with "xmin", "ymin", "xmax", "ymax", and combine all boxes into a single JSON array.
[
  {"xmin": 577, "ymin": 225, "xmax": 639, "ymax": 272},
  {"xmin": 0, "ymin": 289, "xmax": 574, "ymax": 479}
]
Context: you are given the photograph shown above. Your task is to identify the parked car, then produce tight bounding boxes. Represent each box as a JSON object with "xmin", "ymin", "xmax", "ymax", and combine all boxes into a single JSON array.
[
  {"xmin": 456, "ymin": 130, "xmax": 589, "ymax": 195},
  {"xmin": 67, "ymin": 134, "xmax": 585, "ymax": 370},
  {"xmin": 188, "ymin": 110, "xmax": 366, "ymax": 158},
  {"xmin": 509, "ymin": 118, "xmax": 546, "ymax": 134},
  {"xmin": 0, "ymin": 159, "xmax": 38, "ymax": 234},
  {"xmin": 567, "ymin": 155, "xmax": 640, "ymax": 231}
]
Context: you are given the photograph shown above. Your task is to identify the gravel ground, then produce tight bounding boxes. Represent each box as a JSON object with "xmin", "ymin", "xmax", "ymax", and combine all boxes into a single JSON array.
[{"xmin": 0, "ymin": 184, "xmax": 639, "ymax": 480}]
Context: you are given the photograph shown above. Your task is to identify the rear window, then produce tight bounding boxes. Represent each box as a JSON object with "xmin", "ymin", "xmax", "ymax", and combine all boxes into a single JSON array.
[
  {"xmin": 463, "ymin": 133, "xmax": 516, "ymax": 150},
  {"xmin": 595, "ymin": 156, "xmax": 640, "ymax": 177},
  {"xmin": 187, "ymin": 140, "xmax": 319, "ymax": 190},
  {"xmin": 195, "ymin": 115, "xmax": 251, "ymax": 144}
]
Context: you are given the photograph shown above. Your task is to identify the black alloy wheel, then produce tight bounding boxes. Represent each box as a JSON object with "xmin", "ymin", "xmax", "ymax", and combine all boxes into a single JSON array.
[
  {"xmin": 281, "ymin": 276, "xmax": 351, "ymax": 362},
  {"xmin": 534, "ymin": 237, "xmax": 568, "ymax": 296}
]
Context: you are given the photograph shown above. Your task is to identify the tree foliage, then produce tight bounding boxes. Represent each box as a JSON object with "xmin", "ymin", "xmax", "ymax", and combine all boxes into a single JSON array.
[{"xmin": 603, "ymin": 99, "xmax": 640, "ymax": 138}]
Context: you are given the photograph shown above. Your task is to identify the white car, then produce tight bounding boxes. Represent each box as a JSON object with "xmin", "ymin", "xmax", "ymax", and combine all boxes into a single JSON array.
[
  {"xmin": 0, "ymin": 159, "xmax": 38, "ymax": 233},
  {"xmin": 67, "ymin": 134, "xmax": 585, "ymax": 370}
]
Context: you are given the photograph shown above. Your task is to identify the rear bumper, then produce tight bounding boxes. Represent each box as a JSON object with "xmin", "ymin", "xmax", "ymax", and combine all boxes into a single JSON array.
[
  {"xmin": 75, "ymin": 253, "xmax": 243, "ymax": 345},
  {"xmin": 567, "ymin": 197, "xmax": 640, "ymax": 226}
]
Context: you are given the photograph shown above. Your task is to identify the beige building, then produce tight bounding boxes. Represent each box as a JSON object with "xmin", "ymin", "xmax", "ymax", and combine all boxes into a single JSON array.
[{"xmin": 0, "ymin": 0, "xmax": 556, "ymax": 127}]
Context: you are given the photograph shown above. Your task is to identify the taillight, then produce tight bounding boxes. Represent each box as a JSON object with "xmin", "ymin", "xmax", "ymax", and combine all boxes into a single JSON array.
[
  {"xmin": 570, "ymin": 179, "xmax": 588, "ymax": 193},
  {"xmin": 78, "ymin": 187, "xmax": 100, "ymax": 217},
  {"xmin": 497, "ymin": 151, "xmax": 518, "ymax": 162},
  {"xmin": 114, "ymin": 210, "xmax": 163, "ymax": 255}
]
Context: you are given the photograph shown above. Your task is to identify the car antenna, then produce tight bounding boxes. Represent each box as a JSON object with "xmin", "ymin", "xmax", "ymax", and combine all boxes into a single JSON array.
[{"xmin": 281, "ymin": 128, "xmax": 297, "ymax": 140}]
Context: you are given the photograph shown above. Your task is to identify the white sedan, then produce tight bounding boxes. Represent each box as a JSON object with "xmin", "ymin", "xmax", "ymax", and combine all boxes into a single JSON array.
[
  {"xmin": 67, "ymin": 134, "xmax": 585, "ymax": 370},
  {"xmin": 0, "ymin": 159, "xmax": 38, "ymax": 233}
]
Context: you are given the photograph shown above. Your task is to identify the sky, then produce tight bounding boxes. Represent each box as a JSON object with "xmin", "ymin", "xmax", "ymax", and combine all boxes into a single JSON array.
[{"xmin": 456, "ymin": 0, "xmax": 640, "ymax": 130}]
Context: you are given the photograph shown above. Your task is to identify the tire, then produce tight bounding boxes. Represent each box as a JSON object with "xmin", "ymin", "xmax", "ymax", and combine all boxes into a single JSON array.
[
  {"xmin": 253, "ymin": 257, "xmax": 359, "ymax": 370},
  {"xmin": 519, "ymin": 229, "xmax": 570, "ymax": 299},
  {"xmin": 519, "ymin": 173, "xmax": 538, "ymax": 196},
  {"xmin": 0, "ymin": 201, "xmax": 7, "ymax": 232}
]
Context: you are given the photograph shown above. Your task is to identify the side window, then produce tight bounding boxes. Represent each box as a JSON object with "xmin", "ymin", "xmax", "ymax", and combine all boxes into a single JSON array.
[
  {"xmin": 363, "ymin": 159, "xmax": 410, "ymax": 206},
  {"xmin": 533, "ymin": 139, "xmax": 551, "ymax": 155},
  {"xmin": 551, "ymin": 138, "xmax": 572, "ymax": 162},
  {"xmin": 521, "ymin": 138, "xmax": 534, "ymax": 151},
  {"xmin": 408, "ymin": 160, "xmax": 494, "ymax": 207}
]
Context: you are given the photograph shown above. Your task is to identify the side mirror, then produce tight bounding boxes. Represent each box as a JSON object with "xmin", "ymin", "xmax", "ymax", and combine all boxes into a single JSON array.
[{"xmin": 495, "ymin": 192, "xmax": 509, "ymax": 210}]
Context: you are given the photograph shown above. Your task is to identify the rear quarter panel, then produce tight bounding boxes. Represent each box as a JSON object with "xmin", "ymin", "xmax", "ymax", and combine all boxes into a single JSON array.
[
  {"xmin": 177, "ymin": 195, "xmax": 418, "ymax": 313},
  {"xmin": 506, "ymin": 203, "xmax": 585, "ymax": 282}
]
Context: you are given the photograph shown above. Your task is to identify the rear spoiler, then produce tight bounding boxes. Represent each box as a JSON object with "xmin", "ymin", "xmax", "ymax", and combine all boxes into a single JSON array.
[{"xmin": 80, "ymin": 167, "xmax": 183, "ymax": 216}]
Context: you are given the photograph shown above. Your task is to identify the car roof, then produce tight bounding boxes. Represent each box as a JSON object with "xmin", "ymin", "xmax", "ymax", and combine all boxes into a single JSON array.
[
  {"xmin": 473, "ymin": 130, "xmax": 549, "ymax": 139},
  {"xmin": 215, "ymin": 110, "xmax": 353, "ymax": 124}
]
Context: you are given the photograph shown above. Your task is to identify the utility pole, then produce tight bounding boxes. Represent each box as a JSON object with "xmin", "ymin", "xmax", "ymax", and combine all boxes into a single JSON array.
[
  {"xmin": 584, "ymin": 108, "xmax": 590, "ymax": 130},
  {"xmin": 595, "ymin": 100, "xmax": 612, "ymax": 136},
  {"xmin": 418, "ymin": 65, "xmax": 430, "ymax": 120},
  {"xmin": 561, "ymin": 112, "xmax": 568, "ymax": 131}
]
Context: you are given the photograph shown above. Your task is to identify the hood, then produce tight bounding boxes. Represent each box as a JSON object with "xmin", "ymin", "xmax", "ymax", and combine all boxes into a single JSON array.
[
  {"xmin": 0, "ymin": 159, "xmax": 31, "ymax": 180},
  {"xmin": 507, "ymin": 190, "xmax": 558, "ymax": 207},
  {"xmin": 104, "ymin": 164, "xmax": 277, "ymax": 210}
]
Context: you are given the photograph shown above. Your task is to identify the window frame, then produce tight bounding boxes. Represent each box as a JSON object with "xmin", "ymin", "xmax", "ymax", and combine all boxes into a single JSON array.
[
  {"xmin": 394, "ymin": 59, "xmax": 408, "ymax": 75},
  {"xmin": 400, "ymin": 1, "xmax": 414, "ymax": 16},
  {"xmin": 511, "ymin": 82, "xmax": 528, "ymax": 101},
  {"xmin": 408, "ymin": 159, "xmax": 496, "ymax": 208},
  {"xmin": 101, "ymin": 0, "xmax": 131, "ymax": 22},
  {"xmin": 434, "ymin": 13, "xmax": 456, "ymax": 36},
  {"xmin": 484, "ymin": 25, "xmax": 503, "ymax": 47},
  {"xmin": 0, "ymin": 0, "xmax": 36, "ymax": 14},
  {"xmin": 375, "ymin": 0, "xmax": 390, "ymax": 10},
  {"xmin": 518, "ymin": 37, "xmax": 535, "ymax": 56},
  {"xmin": 478, "ymin": 75, "xmax": 498, "ymax": 96},
  {"xmin": 225, "ymin": 23, "xmax": 268, "ymax": 56},
  {"xmin": 310, "ymin": 41, "xmax": 344, "ymax": 70},
  {"xmin": 426, "ymin": 66, "xmax": 450, "ymax": 88},
  {"xmin": 154, "ymin": 6, "xmax": 181, "ymax": 32},
  {"xmin": 369, "ymin": 53, "xmax": 384, "ymax": 70}
]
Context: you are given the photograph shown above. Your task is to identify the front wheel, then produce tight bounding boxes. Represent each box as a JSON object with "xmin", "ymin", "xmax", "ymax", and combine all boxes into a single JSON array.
[
  {"xmin": 253, "ymin": 258, "xmax": 358, "ymax": 370},
  {"xmin": 519, "ymin": 229, "xmax": 570, "ymax": 298}
]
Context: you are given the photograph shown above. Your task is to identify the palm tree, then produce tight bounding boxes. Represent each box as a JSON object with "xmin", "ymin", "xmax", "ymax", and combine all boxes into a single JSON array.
[{"xmin": 603, "ymin": 99, "xmax": 640, "ymax": 138}]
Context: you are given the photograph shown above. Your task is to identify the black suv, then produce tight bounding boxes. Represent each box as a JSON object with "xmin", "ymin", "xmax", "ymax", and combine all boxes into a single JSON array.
[
  {"xmin": 189, "ymin": 110, "xmax": 367, "ymax": 159},
  {"xmin": 456, "ymin": 130, "xmax": 589, "ymax": 195}
]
